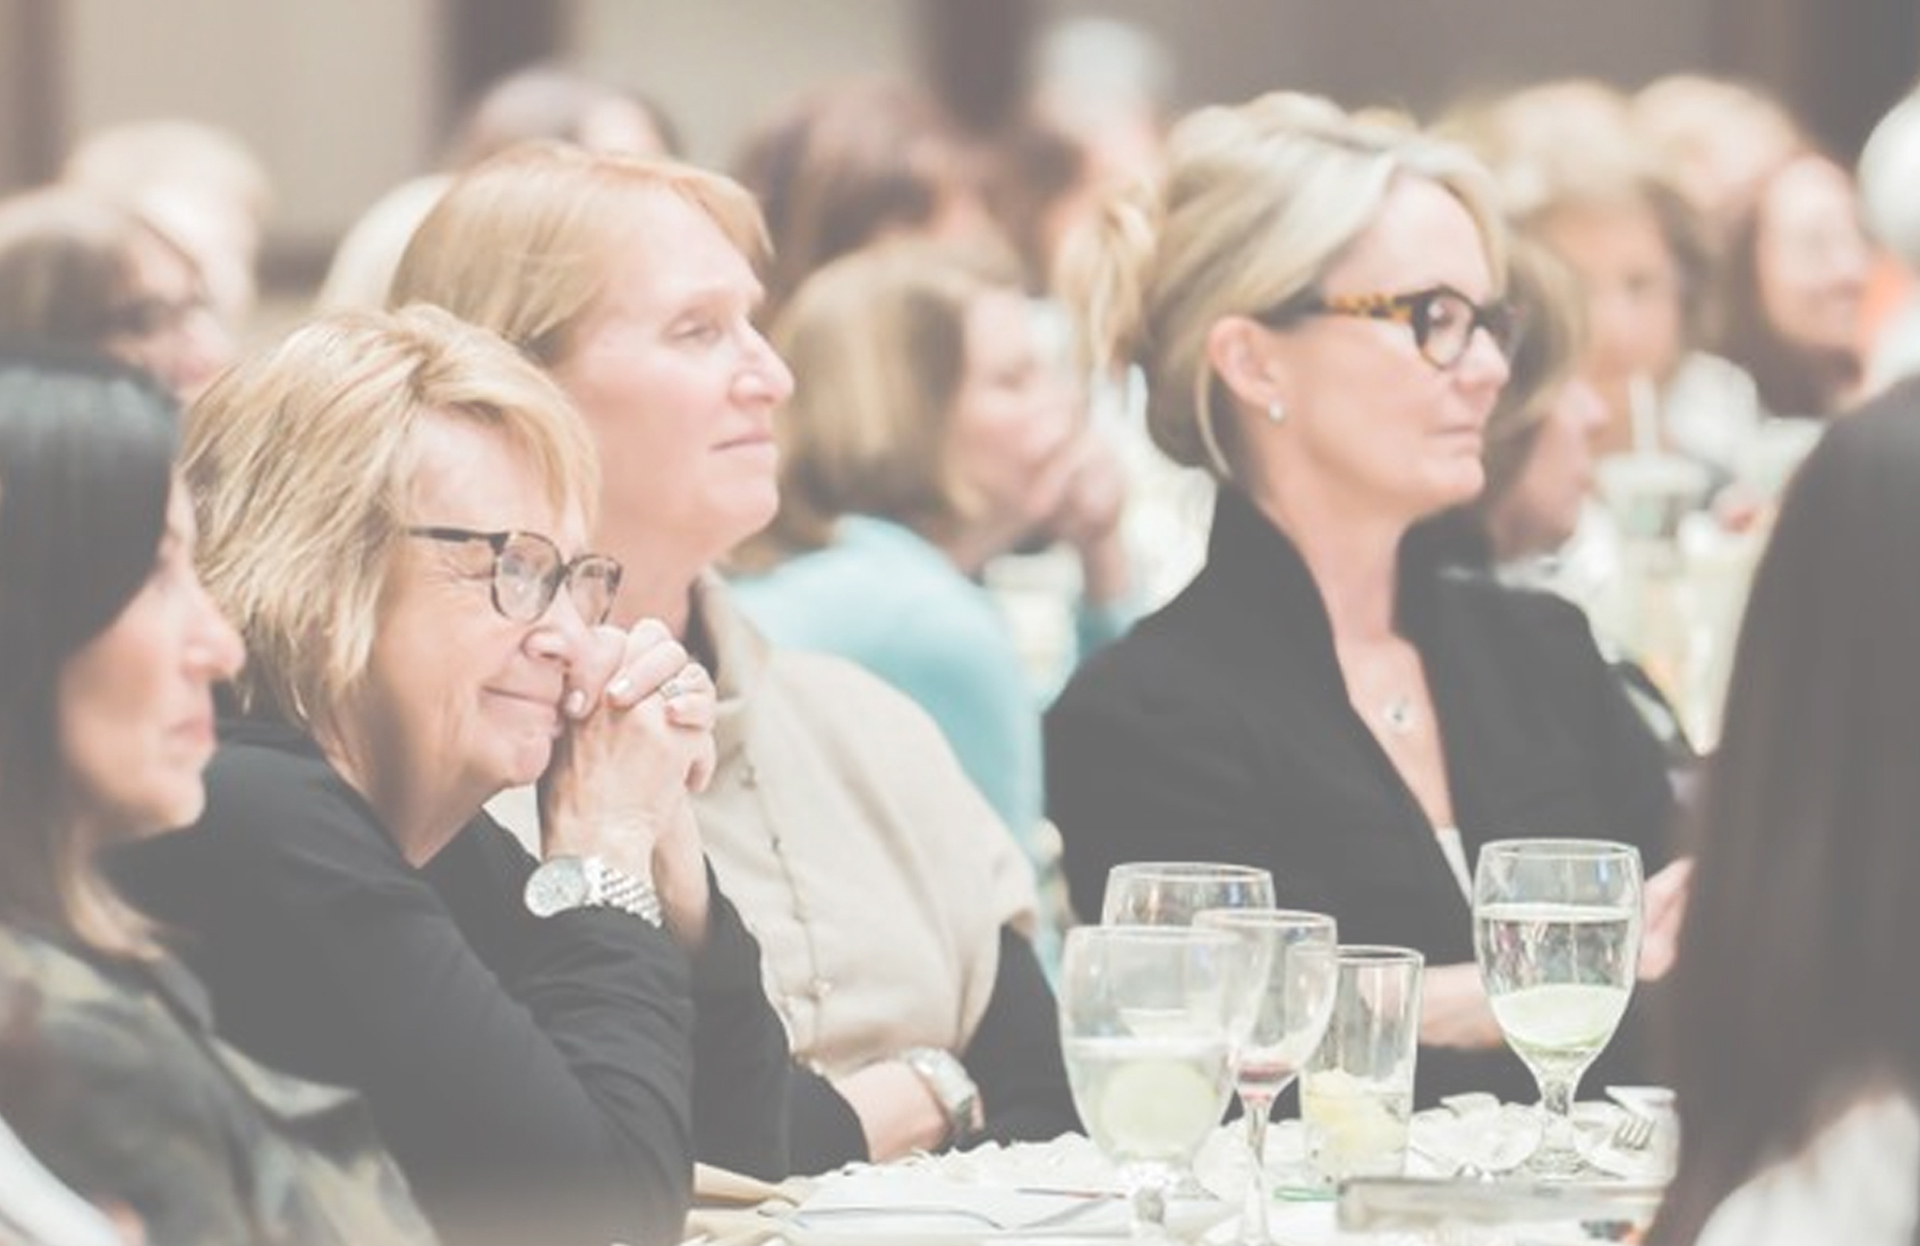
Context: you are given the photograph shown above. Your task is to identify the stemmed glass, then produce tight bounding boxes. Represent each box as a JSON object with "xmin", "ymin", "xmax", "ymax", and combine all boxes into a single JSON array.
[
  {"xmin": 1058, "ymin": 924, "xmax": 1241, "ymax": 1240},
  {"xmin": 1102, "ymin": 861, "xmax": 1276, "ymax": 1199},
  {"xmin": 1472, "ymin": 839, "xmax": 1643, "ymax": 1177},
  {"xmin": 1102, "ymin": 862, "xmax": 1277, "ymax": 927},
  {"xmin": 1194, "ymin": 909, "xmax": 1338, "ymax": 1246}
]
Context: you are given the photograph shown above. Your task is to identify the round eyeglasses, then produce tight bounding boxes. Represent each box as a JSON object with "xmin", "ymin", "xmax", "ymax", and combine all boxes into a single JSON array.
[
  {"xmin": 1259, "ymin": 284, "xmax": 1521, "ymax": 370},
  {"xmin": 405, "ymin": 526, "xmax": 623, "ymax": 624}
]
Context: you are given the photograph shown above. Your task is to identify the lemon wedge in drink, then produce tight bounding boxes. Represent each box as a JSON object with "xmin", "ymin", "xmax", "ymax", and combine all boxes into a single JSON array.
[{"xmin": 1099, "ymin": 1054, "xmax": 1222, "ymax": 1158}]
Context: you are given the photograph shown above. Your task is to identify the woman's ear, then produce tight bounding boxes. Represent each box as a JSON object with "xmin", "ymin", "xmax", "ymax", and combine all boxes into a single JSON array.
[{"xmin": 1205, "ymin": 315, "xmax": 1291, "ymax": 414}]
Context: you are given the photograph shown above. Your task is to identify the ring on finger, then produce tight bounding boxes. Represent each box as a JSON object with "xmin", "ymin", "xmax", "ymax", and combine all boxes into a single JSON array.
[{"xmin": 659, "ymin": 666, "xmax": 704, "ymax": 702}]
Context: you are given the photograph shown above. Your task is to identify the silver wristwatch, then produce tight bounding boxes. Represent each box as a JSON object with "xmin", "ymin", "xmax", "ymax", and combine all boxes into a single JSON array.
[
  {"xmin": 899, "ymin": 1046, "xmax": 982, "ymax": 1148},
  {"xmin": 523, "ymin": 854, "xmax": 663, "ymax": 927}
]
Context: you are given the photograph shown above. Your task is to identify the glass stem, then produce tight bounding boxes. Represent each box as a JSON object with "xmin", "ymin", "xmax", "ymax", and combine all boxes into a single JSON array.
[
  {"xmin": 1534, "ymin": 1074, "xmax": 1583, "ymax": 1174},
  {"xmin": 1239, "ymin": 1089, "xmax": 1277, "ymax": 1244},
  {"xmin": 1127, "ymin": 1162, "xmax": 1174, "ymax": 1240}
]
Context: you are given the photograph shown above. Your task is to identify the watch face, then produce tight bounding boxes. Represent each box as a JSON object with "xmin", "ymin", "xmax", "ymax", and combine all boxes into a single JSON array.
[{"xmin": 524, "ymin": 856, "xmax": 591, "ymax": 917}]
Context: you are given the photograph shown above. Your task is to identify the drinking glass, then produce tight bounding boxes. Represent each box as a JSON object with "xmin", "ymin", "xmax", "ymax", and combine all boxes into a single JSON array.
[
  {"xmin": 1193, "ymin": 908, "xmax": 1338, "ymax": 1246},
  {"xmin": 1102, "ymin": 861, "xmax": 1275, "ymax": 1199},
  {"xmin": 1059, "ymin": 924, "xmax": 1240, "ymax": 1240},
  {"xmin": 1472, "ymin": 839, "xmax": 1643, "ymax": 1177},
  {"xmin": 1101, "ymin": 862, "xmax": 1276, "ymax": 927},
  {"xmin": 1300, "ymin": 945, "xmax": 1424, "ymax": 1189}
]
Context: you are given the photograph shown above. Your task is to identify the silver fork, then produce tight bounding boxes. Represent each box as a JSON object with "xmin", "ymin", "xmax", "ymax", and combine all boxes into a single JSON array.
[{"xmin": 1610, "ymin": 1109, "xmax": 1656, "ymax": 1152}]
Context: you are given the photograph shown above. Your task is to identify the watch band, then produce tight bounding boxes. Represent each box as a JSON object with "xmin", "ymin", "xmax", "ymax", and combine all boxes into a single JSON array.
[
  {"xmin": 586, "ymin": 857, "xmax": 664, "ymax": 927},
  {"xmin": 899, "ymin": 1046, "xmax": 982, "ymax": 1149}
]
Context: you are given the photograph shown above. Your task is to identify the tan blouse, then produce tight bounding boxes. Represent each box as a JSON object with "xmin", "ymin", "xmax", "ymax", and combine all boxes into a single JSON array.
[{"xmin": 690, "ymin": 578, "xmax": 1037, "ymax": 1074}]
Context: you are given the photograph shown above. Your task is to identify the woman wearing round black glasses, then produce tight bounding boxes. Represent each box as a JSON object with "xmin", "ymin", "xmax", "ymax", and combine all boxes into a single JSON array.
[
  {"xmin": 1045, "ymin": 94, "xmax": 1682, "ymax": 1104},
  {"xmin": 109, "ymin": 306, "xmax": 791, "ymax": 1246}
]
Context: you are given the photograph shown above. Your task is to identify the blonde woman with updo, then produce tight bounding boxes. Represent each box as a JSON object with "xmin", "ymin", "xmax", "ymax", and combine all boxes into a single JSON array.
[{"xmin": 1045, "ymin": 93, "xmax": 1687, "ymax": 1105}]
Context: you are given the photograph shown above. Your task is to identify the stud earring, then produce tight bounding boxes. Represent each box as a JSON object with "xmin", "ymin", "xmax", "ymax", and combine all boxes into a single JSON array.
[{"xmin": 1267, "ymin": 398, "xmax": 1287, "ymax": 425}]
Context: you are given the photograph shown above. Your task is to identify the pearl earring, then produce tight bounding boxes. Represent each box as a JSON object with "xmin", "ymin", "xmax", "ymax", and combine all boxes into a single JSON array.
[{"xmin": 1267, "ymin": 398, "xmax": 1287, "ymax": 425}]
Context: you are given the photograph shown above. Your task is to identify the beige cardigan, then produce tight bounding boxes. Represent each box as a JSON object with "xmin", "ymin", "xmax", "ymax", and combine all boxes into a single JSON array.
[{"xmin": 691, "ymin": 577, "xmax": 1037, "ymax": 1073}]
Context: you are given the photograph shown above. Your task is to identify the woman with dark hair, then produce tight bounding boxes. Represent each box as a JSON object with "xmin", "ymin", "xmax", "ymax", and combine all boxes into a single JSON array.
[
  {"xmin": 1714, "ymin": 150, "xmax": 1873, "ymax": 420},
  {"xmin": 733, "ymin": 76, "xmax": 993, "ymax": 316},
  {"xmin": 0, "ymin": 348, "xmax": 433, "ymax": 1245},
  {"xmin": 1648, "ymin": 382, "xmax": 1920, "ymax": 1245}
]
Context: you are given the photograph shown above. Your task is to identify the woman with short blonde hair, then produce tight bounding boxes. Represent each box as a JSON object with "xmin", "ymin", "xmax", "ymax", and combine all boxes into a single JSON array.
[
  {"xmin": 113, "ymin": 304, "xmax": 788, "ymax": 1246},
  {"xmin": 188, "ymin": 303, "xmax": 597, "ymax": 739}
]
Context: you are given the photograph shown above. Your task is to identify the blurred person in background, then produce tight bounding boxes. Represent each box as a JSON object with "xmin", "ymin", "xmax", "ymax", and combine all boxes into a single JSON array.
[
  {"xmin": 1415, "ymin": 236, "xmax": 1695, "ymax": 765},
  {"xmin": 317, "ymin": 62, "xmax": 680, "ymax": 313},
  {"xmin": 733, "ymin": 75, "xmax": 995, "ymax": 317},
  {"xmin": 1443, "ymin": 82, "xmax": 1761, "ymax": 475},
  {"xmin": 392, "ymin": 143, "xmax": 1079, "ymax": 1172},
  {"xmin": 1714, "ymin": 149, "xmax": 1873, "ymax": 420},
  {"xmin": 1649, "ymin": 380, "xmax": 1920, "ymax": 1246},
  {"xmin": 1629, "ymin": 74, "xmax": 1805, "ymax": 251},
  {"xmin": 731, "ymin": 238, "xmax": 1133, "ymax": 966},
  {"xmin": 111, "ymin": 307, "xmax": 786, "ymax": 1246},
  {"xmin": 1047, "ymin": 92, "xmax": 1683, "ymax": 1105},
  {"xmin": 63, "ymin": 119, "xmax": 271, "ymax": 339},
  {"xmin": 0, "ymin": 185, "xmax": 234, "ymax": 402},
  {"xmin": 0, "ymin": 347, "xmax": 431, "ymax": 1246},
  {"xmin": 1857, "ymin": 87, "xmax": 1920, "ymax": 391}
]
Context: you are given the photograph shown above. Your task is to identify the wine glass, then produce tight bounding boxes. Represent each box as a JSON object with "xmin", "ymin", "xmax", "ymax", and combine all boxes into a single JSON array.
[
  {"xmin": 1193, "ymin": 908, "xmax": 1338, "ymax": 1246},
  {"xmin": 1058, "ymin": 924, "xmax": 1240, "ymax": 1240},
  {"xmin": 1102, "ymin": 862, "xmax": 1276, "ymax": 927},
  {"xmin": 1472, "ymin": 839, "xmax": 1643, "ymax": 1177}
]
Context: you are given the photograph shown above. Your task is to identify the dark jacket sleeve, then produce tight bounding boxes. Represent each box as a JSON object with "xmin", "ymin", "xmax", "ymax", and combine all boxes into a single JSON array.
[
  {"xmin": 685, "ymin": 875, "xmax": 793, "ymax": 1179},
  {"xmin": 963, "ymin": 926, "xmax": 1080, "ymax": 1145},
  {"xmin": 112, "ymin": 741, "xmax": 730, "ymax": 1246},
  {"xmin": 786, "ymin": 1066, "xmax": 869, "ymax": 1173}
]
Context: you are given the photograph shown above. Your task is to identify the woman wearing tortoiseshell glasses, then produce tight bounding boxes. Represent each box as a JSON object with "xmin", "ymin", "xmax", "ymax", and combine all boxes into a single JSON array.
[{"xmin": 1045, "ymin": 92, "xmax": 1687, "ymax": 1106}]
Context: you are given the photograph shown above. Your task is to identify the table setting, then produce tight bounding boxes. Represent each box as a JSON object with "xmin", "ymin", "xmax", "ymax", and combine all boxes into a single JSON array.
[{"xmin": 687, "ymin": 848, "xmax": 1676, "ymax": 1246}]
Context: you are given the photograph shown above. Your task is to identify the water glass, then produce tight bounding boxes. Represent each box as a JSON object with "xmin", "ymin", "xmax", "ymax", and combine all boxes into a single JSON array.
[
  {"xmin": 1300, "ymin": 945, "xmax": 1424, "ymax": 1189},
  {"xmin": 1101, "ymin": 862, "xmax": 1276, "ymax": 926},
  {"xmin": 1058, "ymin": 924, "xmax": 1240, "ymax": 1239},
  {"xmin": 1473, "ymin": 839, "xmax": 1642, "ymax": 1177}
]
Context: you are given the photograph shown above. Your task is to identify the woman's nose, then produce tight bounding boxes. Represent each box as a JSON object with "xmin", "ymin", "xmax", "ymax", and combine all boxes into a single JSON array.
[
  {"xmin": 189, "ymin": 579, "xmax": 246, "ymax": 681},
  {"xmin": 740, "ymin": 330, "xmax": 795, "ymax": 403}
]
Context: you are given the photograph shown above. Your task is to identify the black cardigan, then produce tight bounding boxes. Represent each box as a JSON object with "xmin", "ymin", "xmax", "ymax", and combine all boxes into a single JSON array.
[
  {"xmin": 1045, "ymin": 489, "xmax": 1676, "ymax": 1105},
  {"xmin": 111, "ymin": 718, "xmax": 790, "ymax": 1246}
]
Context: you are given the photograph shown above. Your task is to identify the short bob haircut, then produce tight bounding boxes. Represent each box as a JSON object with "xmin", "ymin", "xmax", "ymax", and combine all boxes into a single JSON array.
[
  {"xmin": 184, "ymin": 304, "xmax": 597, "ymax": 739},
  {"xmin": 0, "ymin": 346, "xmax": 179, "ymax": 958},
  {"xmin": 389, "ymin": 141, "xmax": 768, "ymax": 369},
  {"xmin": 1059, "ymin": 91, "xmax": 1505, "ymax": 482},
  {"xmin": 749, "ymin": 238, "xmax": 1028, "ymax": 563}
]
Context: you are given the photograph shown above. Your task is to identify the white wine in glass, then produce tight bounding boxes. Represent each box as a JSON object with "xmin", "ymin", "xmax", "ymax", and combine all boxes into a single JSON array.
[
  {"xmin": 1473, "ymin": 839, "xmax": 1642, "ymax": 1177},
  {"xmin": 1194, "ymin": 908, "xmax": 1337, "ymax": 1246},
  {"xmin": 1059, "ymin": 924, "xmax": 1239, "ymax": 1240}
]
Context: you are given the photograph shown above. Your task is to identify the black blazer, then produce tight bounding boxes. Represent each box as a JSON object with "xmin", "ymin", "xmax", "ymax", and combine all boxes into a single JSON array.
[
  {"xmin": 1045, "ymin": 489, "xmax": 1675, "ymax": 1104},
  {"xmin": 112, "ymin": 718, "xmax": 791, "ymax": 1246}
]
